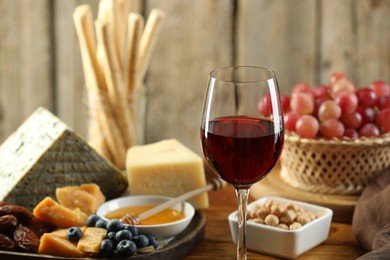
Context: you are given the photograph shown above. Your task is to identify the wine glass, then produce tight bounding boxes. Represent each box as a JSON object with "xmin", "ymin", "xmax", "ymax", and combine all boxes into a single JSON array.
[{"xmin": 200, "ymin": 66, "xmax": 284, "ymax": 259}]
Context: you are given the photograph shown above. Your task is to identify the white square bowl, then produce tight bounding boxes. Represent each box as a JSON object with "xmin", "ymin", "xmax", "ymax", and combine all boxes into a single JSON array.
[{"xmin": 228, "ymin": 196, "xmax": 333, "ymax": 259}]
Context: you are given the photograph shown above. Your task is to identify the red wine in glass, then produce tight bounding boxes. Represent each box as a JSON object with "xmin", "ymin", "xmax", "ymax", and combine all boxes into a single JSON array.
[
  {"xmin": 201, "ymin": 116, "xmax": 284, "ymax": 188},
  {"xmin": 200, "ymin": 66, "xmax": 284, "ymax": 260}
]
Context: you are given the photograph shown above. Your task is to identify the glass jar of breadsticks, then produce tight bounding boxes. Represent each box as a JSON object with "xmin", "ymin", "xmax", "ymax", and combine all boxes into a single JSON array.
[{"xmin": 73, "ymin": 2, "xmax": 165, "ymax": 169}]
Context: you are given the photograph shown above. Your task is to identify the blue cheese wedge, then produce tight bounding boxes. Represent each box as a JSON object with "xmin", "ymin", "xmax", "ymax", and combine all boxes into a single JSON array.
[{"xmin": 0, "ymin": 107, "xmax": 127, "ymax": 209}]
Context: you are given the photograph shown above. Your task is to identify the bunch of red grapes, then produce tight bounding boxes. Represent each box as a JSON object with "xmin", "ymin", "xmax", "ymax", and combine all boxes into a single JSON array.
[{"xmin": 258, "ymin": 72, "xmax": 390, "ymax": 139}]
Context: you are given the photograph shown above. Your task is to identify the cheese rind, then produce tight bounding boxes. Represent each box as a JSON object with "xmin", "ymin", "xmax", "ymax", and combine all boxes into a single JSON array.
[
  {"xmin": 0, "ymin": 107, "xmax": 127, "ymax": 209},
  {"xmin": 126, "ymin": 139, "xmax": 209, "ymax": 209}
]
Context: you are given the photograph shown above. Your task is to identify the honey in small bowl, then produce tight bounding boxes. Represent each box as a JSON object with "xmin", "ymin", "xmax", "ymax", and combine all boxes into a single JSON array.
[
  {"xmin": 97, "ymin": 195, "xmax": 196, "ymax": 238},
  {"xmin": 105, "ymin": 205, "xmax": 186, "ymax": 225}
]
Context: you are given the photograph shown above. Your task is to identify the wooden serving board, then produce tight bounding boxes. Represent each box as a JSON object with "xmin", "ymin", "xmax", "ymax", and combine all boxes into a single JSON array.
[
  {"xmin": 0, "ymin": 211, "xmax": 206, "ymax": 260},
  {"xmin": 251, "ymin": 166, "xmax": 359, "ymax": 223}
]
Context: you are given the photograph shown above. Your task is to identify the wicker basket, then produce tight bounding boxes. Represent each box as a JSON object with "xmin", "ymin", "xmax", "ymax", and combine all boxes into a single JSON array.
[{"xmin": 280, "ymin": 132, "xmax": 390, "ymax": 195}]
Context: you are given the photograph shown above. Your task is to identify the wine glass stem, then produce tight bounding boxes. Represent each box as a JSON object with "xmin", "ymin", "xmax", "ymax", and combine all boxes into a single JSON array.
[{"xmin": 235, "ymin": 188, "xmax": 249, "ymax": 260}]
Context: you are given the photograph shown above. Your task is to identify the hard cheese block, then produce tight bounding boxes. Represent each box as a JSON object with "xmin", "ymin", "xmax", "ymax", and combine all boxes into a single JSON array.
[
  {"xmin": 0, "ymin": 107, "xmax": 127, "ymax": 209},
  {"xmin": 126, "ymin": 139, "xmax": 209, "ymax": 209}
]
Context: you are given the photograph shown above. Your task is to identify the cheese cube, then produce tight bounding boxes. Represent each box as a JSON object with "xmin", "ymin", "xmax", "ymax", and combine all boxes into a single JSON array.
[
  {"xmin": 76, "ymin": 227, "xmax": 107, "ymax": 253},
  {"xmin": 38, "ymin": 233, "xmax": 85, "ymax": 257},
  {"xmin": 126, "ymin": 139, "xmax": 209, "ymax": 209}
]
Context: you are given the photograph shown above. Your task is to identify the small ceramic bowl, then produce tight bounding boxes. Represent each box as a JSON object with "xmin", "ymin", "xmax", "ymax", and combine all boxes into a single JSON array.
[
  {"xmin": 228, "ymin": 196, "xmax": 333, "ymax": 259},
  {"xmin": 97, "ymin": 195, "xmax": 195, "ymax": 238}
]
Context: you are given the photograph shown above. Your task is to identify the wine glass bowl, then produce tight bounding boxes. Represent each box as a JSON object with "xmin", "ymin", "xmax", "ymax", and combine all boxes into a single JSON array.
[
  {"xmin": 200, "ymin": 66, "xmax": 284, "ymax": 259},
  {"xmin": 200, "ymin": 116, "xmax": 282, "ymax": 188}
]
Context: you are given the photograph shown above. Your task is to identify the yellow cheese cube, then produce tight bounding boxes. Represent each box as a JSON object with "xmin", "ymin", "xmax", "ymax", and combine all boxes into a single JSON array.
[
  {"xmin": 38, "ymin": 233, "xmax": 85, "ymax": 257},
  {"xmin": 126, "ymin": 139, "xmax": 209, "ymax": 209},
  {"xmin": 76, "ymin": 227, "xmax": 107, "ymax": 253}
]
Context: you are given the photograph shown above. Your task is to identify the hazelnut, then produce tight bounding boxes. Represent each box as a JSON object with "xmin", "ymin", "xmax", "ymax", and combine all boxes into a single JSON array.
[
  {"xmin": 265, "ymin": 200, "xmax": 274, "ymax": 210},
  {"xmin": 289, "ymin": 222, "xmax": 303, "ymax": 230},
  {"xmin": 277, "ymin": 223, "xmax": 289, "ymax": 230},
  {"xmin": 264, "ymin": 214, "xmax": 279, "ymax": 227},
  {"xmin": 296, "ymin": 213, "xmax": 312, "ymax": 225},
  {"xmin": 256, "ymin": 208, "xmax": 269, "ymax": 219},
  {"xmin": 280, "ymin": 209, "xmax": 297, "ymax": 224}
]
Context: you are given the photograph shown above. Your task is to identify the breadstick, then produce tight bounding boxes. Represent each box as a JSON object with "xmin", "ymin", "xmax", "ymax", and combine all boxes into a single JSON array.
[
  {"xmin": 95, "ymin": 19, "xmax": 134, "ymax": 148},
  {"xmin": 74, "ymin": 5, "xmax": 110, "ymax": 160},
  {"xmin": 117, "ymin": 0, "xmax": 130, "ymax": 51},
  {"xmin": 95, "ymin": 19, "xmax": 123, "ymax": 102},
  {"xmin": 98, "ymin": 0, "xmax": 109, "ymax": 20},
  {"xmin": 118, "ymin": 0, "xmax": 130, "ymax": 16},
  {"xmin": 97, "ymin": 0, "xmax": 122, "ymax": 68},
  {"xmin": 137, "ymin": 9, "xmax": 165, "ymax": 88},
  {"xmin": 87, "ymin": 110, "xmax": 113, "ymax": 161},
  {"xmin": 73, "ymin": 5, "xmax": 106, "ymax": 92},
  {"xmin": 109, "ymin": 0, "xmax": 122, "ymax": 63},
  {"xmin": 124, "ymin": 13, "xmax": 144, "ymax": 97},
  {"xmin": 73, "ymin": 5, "xmax": 126, "ymax": 168},
  {"xmin": 97, "ymin": 0, "xmax": 110, "ymax": 76}
]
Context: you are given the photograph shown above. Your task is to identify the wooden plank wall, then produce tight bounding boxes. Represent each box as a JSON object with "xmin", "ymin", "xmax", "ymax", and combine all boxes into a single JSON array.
[{"xmin": 0, "ymin": 0, "xmax": 389, "ymax": 155}]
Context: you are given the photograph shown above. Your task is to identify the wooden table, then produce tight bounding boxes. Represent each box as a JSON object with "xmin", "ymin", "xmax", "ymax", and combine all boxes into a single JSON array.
[{"xmin": 184, "ymin": 184, "xmax": 368, "ymax": 259}]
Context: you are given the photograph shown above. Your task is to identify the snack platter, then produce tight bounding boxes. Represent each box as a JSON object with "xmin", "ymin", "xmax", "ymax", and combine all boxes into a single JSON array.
[{"xmin": 0, "ymin": 211, "xmax": 205, "ymax": 260}]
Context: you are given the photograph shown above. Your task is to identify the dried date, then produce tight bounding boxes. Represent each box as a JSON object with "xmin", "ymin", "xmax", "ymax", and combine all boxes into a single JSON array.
[
  {"xmin": 28, "ymin": 222, "xmax": 56, "ymax": 237},
  {"xmin": 13, "ymin": 224, "xmax": 39, "ymax": 253},
  {"xmin": 0, "ymin": 201, "xmax": 8, "ymax": 207},
  {"xmin": 0, "ymin": 215, "xmax": 18, "ymax": 232},
  {"xmin": 0, "ymin": 233, "xmax": 16, "ymax": 251},
  {"xmin": 0, "ymin": 205, "xmax": 33, "ymax": 225}
]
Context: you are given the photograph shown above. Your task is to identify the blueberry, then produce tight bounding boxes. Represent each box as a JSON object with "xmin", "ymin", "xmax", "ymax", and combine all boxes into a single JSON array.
[
  {"xmin": 148, "ymin": 235, "xmax": 159, "ymax": 249},
  {"xmin": 115, "ymin": 230, "xmax": 132, "ymax": 241},
  {"xmin": 123, "ymin": 224, "xmax": 139, "ymax": 236},
  {"xmin": 66, "ymin": 227, "xmax": 82, "ymax": 242},
  {"xmin": 87, "ymin": 214, "xmax": 101, "ymax": 227},
  {"xmin": 107, "ymin": 219, "xmax": 124, "ymax": 232},
  {"xmin": 107, "ymin": 231, "xmax": 116, "ymax": 240},
  {"xmin": 95, "ymin": 219, "xmax": 109, "ymax": 229},
  {"xmin": 116, "ymin": 240, "xmax": 137, "ymax": 257},
  {"xmin": 100, "ymin": 239, "xmax": 114, "ymax": 256},
  {"xmin": 133, "ymin": 235, "xmax": 149, "ymax": 248},
  {"xmin": 106, "ymin": 231, "xmax": 118, "ymax": 245}
]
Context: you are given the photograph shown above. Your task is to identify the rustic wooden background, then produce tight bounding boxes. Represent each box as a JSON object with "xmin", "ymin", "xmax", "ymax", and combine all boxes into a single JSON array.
[{"xmin": 0, "ymin": 0, "xmax": 389, "ymax": 155}]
